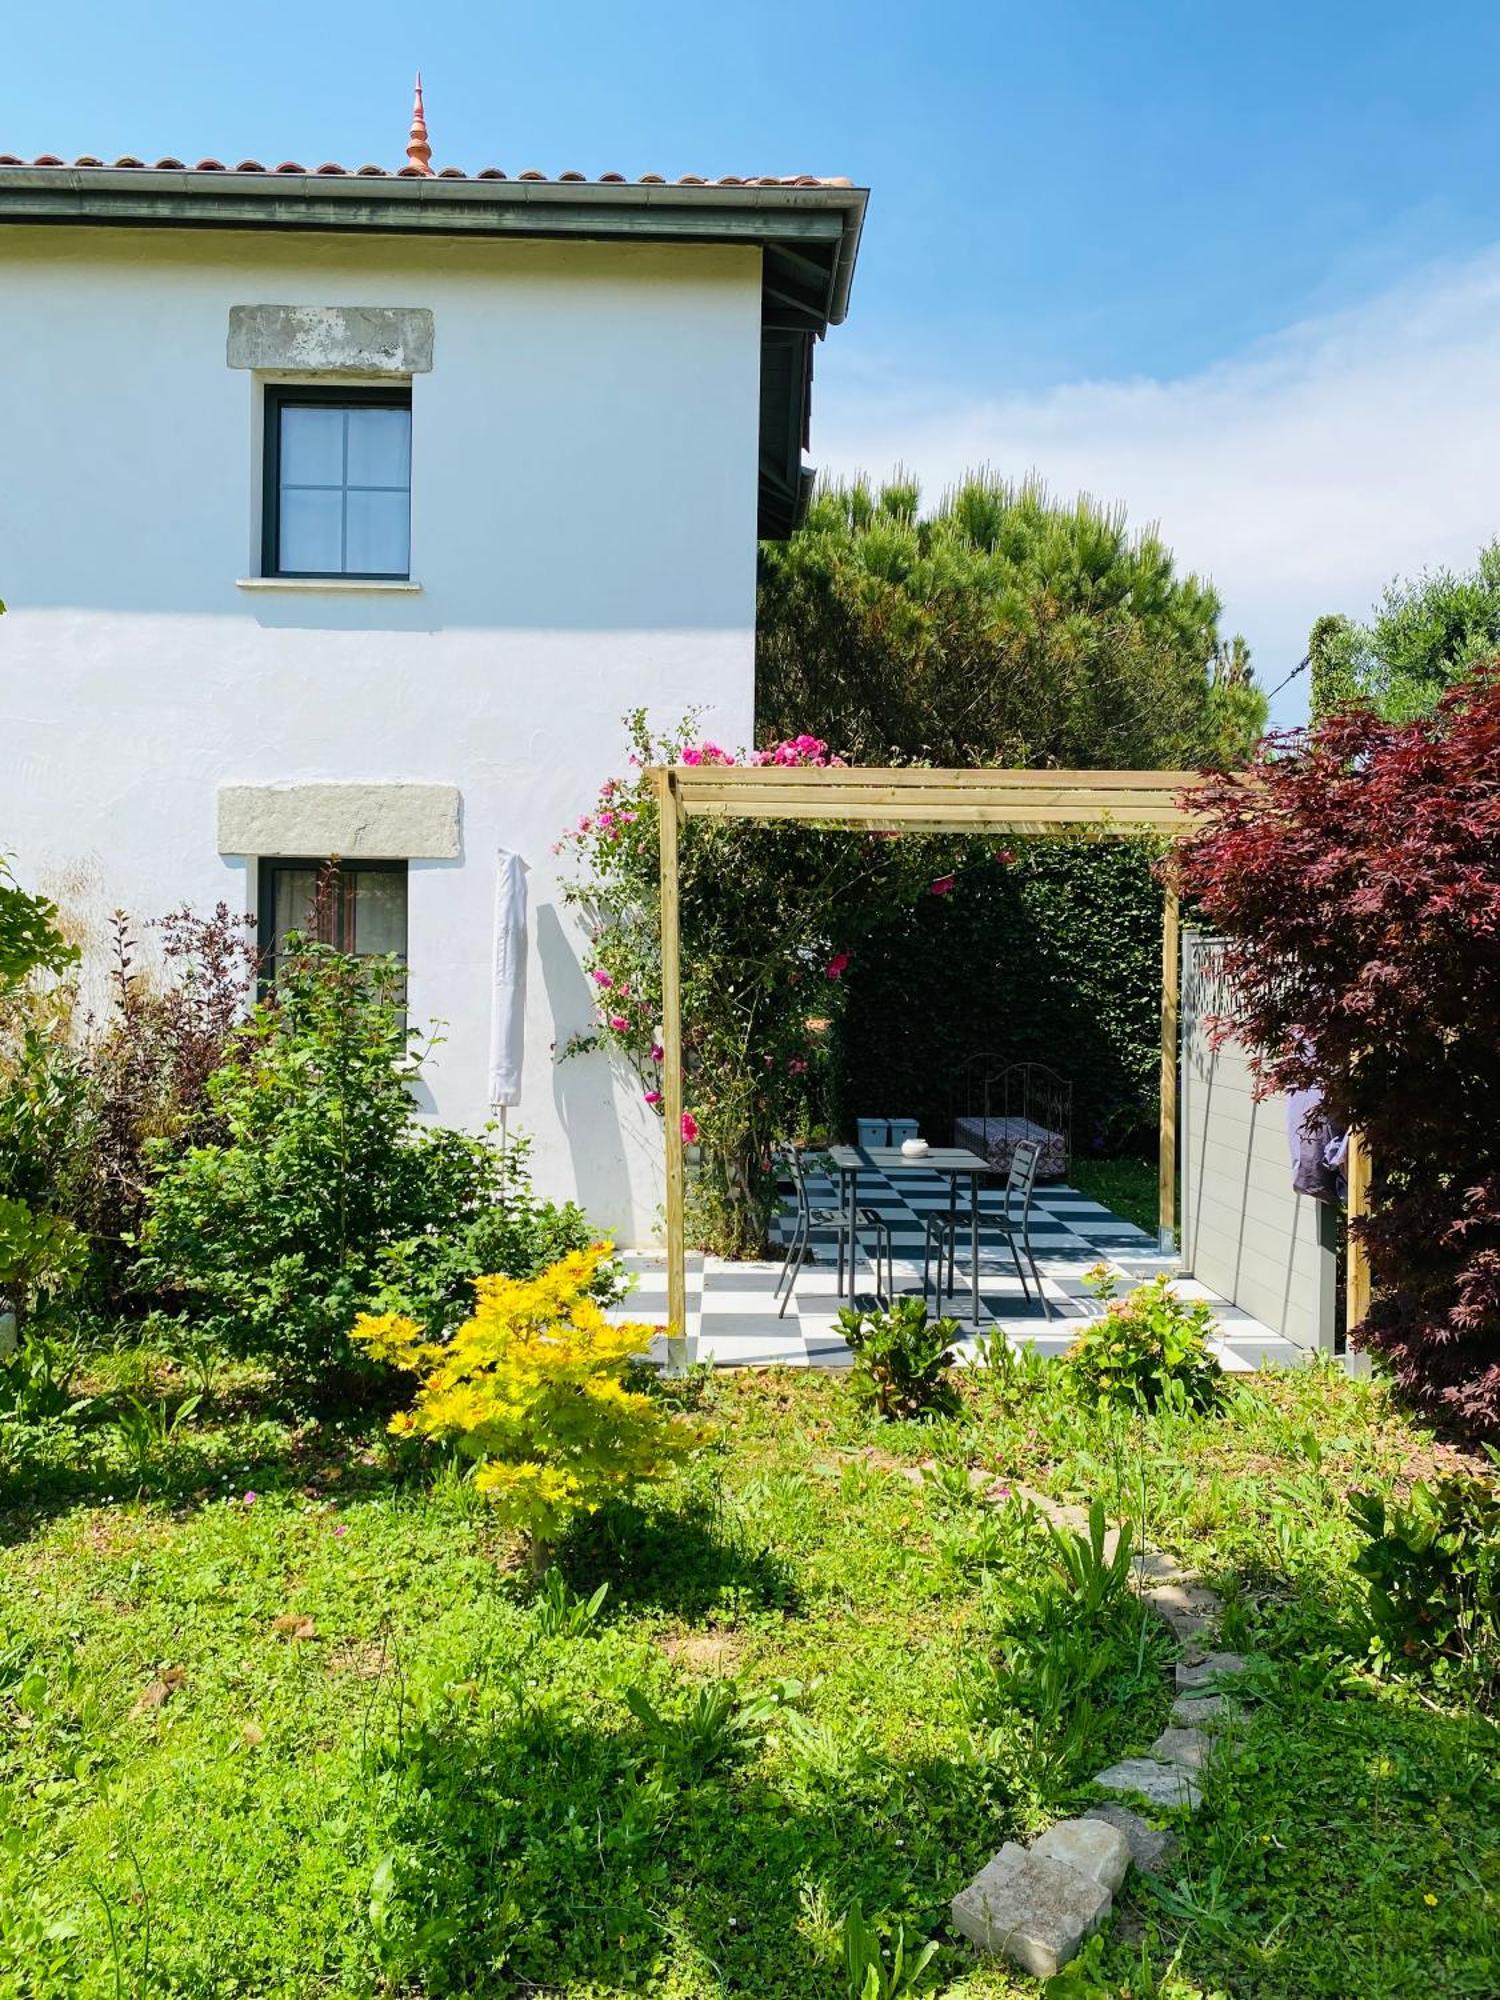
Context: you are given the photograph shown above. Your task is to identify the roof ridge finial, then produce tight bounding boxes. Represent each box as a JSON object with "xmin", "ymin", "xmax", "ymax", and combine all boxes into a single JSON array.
[{"xmin": 406, "ymin": 72, "xmax": 432, "ymax": 175}]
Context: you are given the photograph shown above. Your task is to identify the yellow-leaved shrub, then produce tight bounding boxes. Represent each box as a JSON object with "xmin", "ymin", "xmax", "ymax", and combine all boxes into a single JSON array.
[{"xmin": 351, "ymin": 1244, "xmax": 702, "ymax": 1563}]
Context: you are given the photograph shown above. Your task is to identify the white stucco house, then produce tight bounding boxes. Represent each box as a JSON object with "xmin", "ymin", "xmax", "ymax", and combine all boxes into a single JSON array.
[{"xmin": 0, "ymin": 104, "xmax": 866, "ymax": 1242}]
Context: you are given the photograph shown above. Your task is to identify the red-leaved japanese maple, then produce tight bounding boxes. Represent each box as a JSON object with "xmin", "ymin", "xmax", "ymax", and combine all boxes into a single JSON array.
[{"xmin": 1173, "ymin": 669, "xmax": 1500, "ymax": 1435}]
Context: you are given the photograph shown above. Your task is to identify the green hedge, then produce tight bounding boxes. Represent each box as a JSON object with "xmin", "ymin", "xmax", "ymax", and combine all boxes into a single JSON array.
[{"xmin": 832, "ymin": 837, "xmax": 1165, "ymax": 1161}]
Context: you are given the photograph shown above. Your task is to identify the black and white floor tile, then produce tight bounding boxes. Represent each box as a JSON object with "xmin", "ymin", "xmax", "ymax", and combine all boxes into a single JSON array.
[{"xmin": 612, "ymin": 1169, "xmax": 1305, "ymax": 1374}]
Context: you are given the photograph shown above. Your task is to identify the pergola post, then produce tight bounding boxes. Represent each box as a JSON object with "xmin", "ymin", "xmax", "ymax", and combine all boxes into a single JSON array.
[
  {"xmin": 1346, "ymin": 1130, "xmax": 1371, "ymax": 1345},
  {"xmin": 654, "ymin": 768, "xmax": 690, "ymax": 1374},
  {"xmin": 1158, "ymin": 878, "xmax": 1180, "ymax": 1253}
]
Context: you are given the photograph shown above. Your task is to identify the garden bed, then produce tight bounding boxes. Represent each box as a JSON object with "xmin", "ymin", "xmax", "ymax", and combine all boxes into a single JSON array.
[{"xmin": 2, "ymin": 1350, "xmax": 1496, "ymax": 1998}]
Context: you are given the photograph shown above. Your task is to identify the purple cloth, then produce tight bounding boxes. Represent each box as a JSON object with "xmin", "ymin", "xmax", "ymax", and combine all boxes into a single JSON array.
[{"xmin": 1286, "ymin": 1087, "xmax": 1347, "ymax": 1204}]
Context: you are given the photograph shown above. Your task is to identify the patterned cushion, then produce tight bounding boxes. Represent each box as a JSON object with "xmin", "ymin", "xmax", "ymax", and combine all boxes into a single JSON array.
[{"xmin": 954, "ymin": 1114, "xmax": 1067, "ymax": 1179}]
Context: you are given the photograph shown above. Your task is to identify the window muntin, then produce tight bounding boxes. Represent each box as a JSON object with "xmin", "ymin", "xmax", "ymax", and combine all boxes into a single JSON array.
[
  {"xmin": 263, "ymin": 388, "xmax": 412, "ymax": 579},
  {"xmin": 258, "ymin": 859, "xmax": 409, "ymax": 990}
]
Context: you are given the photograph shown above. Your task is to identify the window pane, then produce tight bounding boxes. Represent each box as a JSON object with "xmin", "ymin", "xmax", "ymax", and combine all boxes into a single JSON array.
[
  {"xmin": 279, "ymin": 405, "xmax": 344, "ymax": 485},
  {"xmin": 345, "ymin": 488, "xmax": 410, "ymax": 576},
  {"xmin": 272, "ymin": 868, "xmax": 323, "ymax": 948},
  {"xmin": 346, "ymin": 406, "xmax": 410, "ymax": 488},
  {"xmin": 279, "ymin": 487, "xmax": 344, "ymax": 572},
  {"xmin": 351, "ymin": 869, "xmax": 407, "ymax": 958}
]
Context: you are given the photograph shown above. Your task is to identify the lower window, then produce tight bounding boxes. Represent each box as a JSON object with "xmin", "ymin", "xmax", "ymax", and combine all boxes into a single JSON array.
[{"xmin": 257, "ymin": 859, "xmax": 408, "ymax": 989}]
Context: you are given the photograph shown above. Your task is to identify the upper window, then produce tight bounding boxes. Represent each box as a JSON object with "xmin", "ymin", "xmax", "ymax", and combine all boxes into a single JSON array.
[{"xmin": 262, "ymin": 386, "xmax": 412, "ymax": 580}]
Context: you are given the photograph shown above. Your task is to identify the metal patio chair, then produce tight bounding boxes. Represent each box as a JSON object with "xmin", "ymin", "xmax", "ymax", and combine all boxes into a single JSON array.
[
  {"xmin": 773, "ymin": 1145, "xmax": 893, "ymax": 1317},
  {"xmin": 922, "ymin": 1137, "xmax": 1051, "ymax": 1318}
]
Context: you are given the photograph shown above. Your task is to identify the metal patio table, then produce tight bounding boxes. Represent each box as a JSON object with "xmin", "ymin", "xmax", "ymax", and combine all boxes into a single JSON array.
[{"xmin": 825, "ymin": 1142, "xmax": 990, "ymax": 1327}]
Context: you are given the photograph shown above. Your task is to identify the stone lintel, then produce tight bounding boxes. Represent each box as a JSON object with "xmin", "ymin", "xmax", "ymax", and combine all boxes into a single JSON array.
[
  {"xmin": 217, "ymin": 782, "xmax": 460, "ymax": 860},
  {"xmin": 228, "ymin": 304, "xmax": 434, "ymax": 374}
]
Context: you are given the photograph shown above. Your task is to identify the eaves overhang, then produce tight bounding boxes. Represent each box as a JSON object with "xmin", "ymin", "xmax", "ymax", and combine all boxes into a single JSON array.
[{"xmin": 0, "ymin": 163, "xmax": 866, "ymax": 539}]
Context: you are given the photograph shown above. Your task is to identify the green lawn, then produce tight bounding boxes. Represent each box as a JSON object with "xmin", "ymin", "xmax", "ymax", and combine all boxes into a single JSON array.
[
  {"xmin": 1, "ymin": 1347, "xmax": 1496, "ymax": 1998},
  {"xmin": 1069, "ymin": 1155, "xmax": 1161, "ymax": 1237}
]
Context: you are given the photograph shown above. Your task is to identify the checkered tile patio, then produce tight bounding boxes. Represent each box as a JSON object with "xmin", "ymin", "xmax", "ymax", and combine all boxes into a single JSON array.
[{"xmin": 613, "ymin": 1166, "xmax": 1305, "ymax": 1373}]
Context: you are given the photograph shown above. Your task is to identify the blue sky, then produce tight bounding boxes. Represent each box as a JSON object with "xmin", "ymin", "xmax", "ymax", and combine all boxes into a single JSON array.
[{"xmin": 11, "ymin": 1, "xmax": 1500, "ymax": 721}]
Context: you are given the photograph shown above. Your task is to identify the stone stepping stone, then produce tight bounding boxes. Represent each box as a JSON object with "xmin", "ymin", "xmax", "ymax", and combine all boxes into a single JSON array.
[
  {"xmin": 1174, "ymin": 1651, "xmax": 1246, "ymax": 1691},
  {"xmin": 1031, "ymin": 1817, "xmax": 1132, "ymax": 1894},
  {"xmin": 1131, "ymin": 1548, "xmax": 1193, "ymax": 1584},
  {"xmin": 1170, "ymin": 1691, "xmax": 1241, "ymax": 1729},
  {"xmin": 1140, "ymin": 1582, "xmax": 1222, "ymax": 1643},
  {"xmin": 951, "ymin": 1840, "xmax": 1113, "ymax": 1978},
  {"xmin": 1081, "ymin": 1804, "xmax": 1178, "ymax": 1876},
  {"xmin": 1149, "ymin": 1724, "xmax": 1214, "ymax": 1773},
  {"xmin": 1092, "ymin": 1756, "xmax": 1203, "ymax": 1812}
]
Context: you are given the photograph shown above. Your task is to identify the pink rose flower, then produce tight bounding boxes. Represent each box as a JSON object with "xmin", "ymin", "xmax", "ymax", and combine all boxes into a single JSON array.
[
  {"xmin": 681, "ymin": 1111, "xmax": 700, "ymax": 1144},
  {"xmin": 644, "ymin": 1089, "xmax": 663, "ymax": 1105},
  {"xmin": 930, "ymin": 875, "xmax": 956, "ymax": 896},
  {"xmin": 608, "ymin": 1013, "xmax": 630, "ymax": 1032},
  {"xmin": 651, "ymin": 1043, "xmax": 664, "ymax": 1063},
  {"xmin": 826, "ymin": 952, "xmax": 849, "ymax": 979},
  {"xmin": 591, "ymin": 969, "xmax": 614, "ymax": 988},
  {"xmin": 243, "ymin": 1490, "xmax": 256, "ymax": 1506}
]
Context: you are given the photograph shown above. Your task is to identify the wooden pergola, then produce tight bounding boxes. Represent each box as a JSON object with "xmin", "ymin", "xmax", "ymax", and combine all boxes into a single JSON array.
[{"xmin": 649, "ymin": 764, "xmax": 1211, "ymax": 1368}]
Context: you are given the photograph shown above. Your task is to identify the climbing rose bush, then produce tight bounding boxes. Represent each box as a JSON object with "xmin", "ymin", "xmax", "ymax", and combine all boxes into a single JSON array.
[
  {"xmin": 352, "ymin": 1244, "xmax": 701, "ymax": 1565},
  {"xmin": 1173, "ymin": 669, "xmax": 1500, "ymax": 1435},
  {"xmin": 559, "ymin": 711, "xmax": 959, "ymax": 1256}
]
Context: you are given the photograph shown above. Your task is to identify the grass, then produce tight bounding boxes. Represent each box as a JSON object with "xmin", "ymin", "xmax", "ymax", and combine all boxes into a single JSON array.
[
  {"xmin": 1, "ymin": 1337, "xmax": 1496, "ymax": 1998},
  {"xmin": 1069, "ymin": 1155, "xmax": 1161, "ymax": 1237}
]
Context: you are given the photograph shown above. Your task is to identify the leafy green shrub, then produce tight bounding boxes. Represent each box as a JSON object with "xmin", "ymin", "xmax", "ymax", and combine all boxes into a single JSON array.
[
  {"xmin": 1349, "ymin": 1469, "xmax": 1500, "ymax": 1688},
  {"xmin": 0, "ymin": 861, "xmax": 76, "ymax": 993},
  {"xmin": 136, "ymin": 939, "xmax": 594, "ymax": 1389},
  {"xmin": 370, "ymin": 1159, "xmax": 598, "ymax": 1341},
  {"xmin": 836, "ymin": 1298, "xmax": 961, "ymax": 1420},
  {"xmin": 0, "ymin": 868, "xmax": 92, "ymax": 1327},
  {"xmin": 1065, "ymin": 1269, "xmax": 1223, "ymax": 1413},
  {"xmin": 0, "ymin": 1194, "xmax": 87, "ymax": 1324}
]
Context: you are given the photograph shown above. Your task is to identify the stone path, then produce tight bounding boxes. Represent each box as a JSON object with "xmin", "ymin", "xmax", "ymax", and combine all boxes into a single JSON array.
[{"xmin": 950, "ymin": 1483, "xmax": 1253, "ymax": 1980}]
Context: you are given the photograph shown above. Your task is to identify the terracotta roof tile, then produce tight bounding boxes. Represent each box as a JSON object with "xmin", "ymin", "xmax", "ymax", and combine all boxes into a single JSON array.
[{"xmin": 0, "ymin": 153, "xmax": 854, "ymax": 191}]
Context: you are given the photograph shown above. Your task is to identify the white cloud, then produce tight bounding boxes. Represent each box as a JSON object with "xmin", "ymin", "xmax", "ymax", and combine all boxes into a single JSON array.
[{"xmin": 817, "ymin": 249, "xmax": 1500, "ymax": 726}]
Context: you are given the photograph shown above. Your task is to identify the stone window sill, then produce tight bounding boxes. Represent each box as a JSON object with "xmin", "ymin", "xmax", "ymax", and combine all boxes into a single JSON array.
[{"xmin": 236, "ymin": 577, "xmax": 423, "ymax": 594}]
